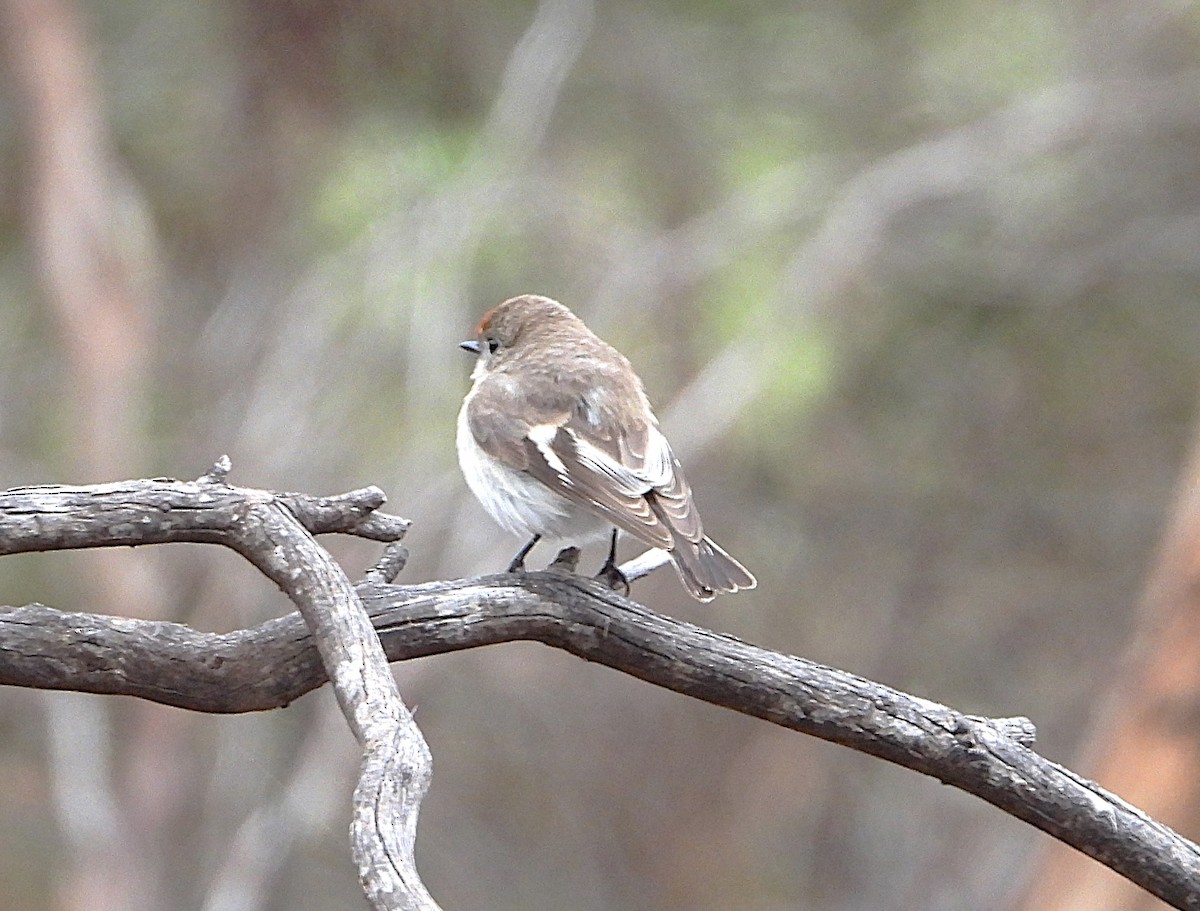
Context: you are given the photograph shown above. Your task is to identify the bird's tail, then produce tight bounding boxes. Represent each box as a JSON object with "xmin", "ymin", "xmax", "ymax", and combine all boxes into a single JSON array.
[{"xmin": 670, "ymin": 535, "xmax": 756, "ymax": 602}]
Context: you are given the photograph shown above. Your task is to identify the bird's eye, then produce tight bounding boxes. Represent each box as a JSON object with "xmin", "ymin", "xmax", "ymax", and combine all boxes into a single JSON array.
[{"xmin": 486, "ymin": 337, "xmax": 500, "ymax": 354}]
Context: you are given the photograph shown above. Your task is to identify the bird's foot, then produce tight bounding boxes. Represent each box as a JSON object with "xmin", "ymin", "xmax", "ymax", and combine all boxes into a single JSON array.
[
  {"xmin": 594, "ymin": 559, "xmax": 630, "ymax": 596},
  {"xmin": 548, "ymin": 546, "xmax": 581, "ymax": 574}
]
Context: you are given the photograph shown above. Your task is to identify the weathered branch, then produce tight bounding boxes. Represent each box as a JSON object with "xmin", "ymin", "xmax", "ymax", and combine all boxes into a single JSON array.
[
  {"xmin": 2, "ymin": 476, "xmax": 1200, "ymax": 909},
  {"xmin": 0, "ymin": 468, "xmax": 433, "ymax": 911}
]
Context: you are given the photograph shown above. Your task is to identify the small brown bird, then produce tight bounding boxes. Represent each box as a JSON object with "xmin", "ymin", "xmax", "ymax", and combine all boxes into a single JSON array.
[{"xmin": 456, "ymin": 294, "xmax": 755, "ymax": 601}]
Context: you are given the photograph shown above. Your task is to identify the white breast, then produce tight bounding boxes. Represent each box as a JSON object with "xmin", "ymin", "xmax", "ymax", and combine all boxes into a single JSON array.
[{"xmin": 456, "ymin": 390, "xmax": 611, "ymax": 544}]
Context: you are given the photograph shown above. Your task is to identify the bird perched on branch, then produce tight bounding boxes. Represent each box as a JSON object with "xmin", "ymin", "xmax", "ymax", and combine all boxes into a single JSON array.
[{"xmin": 456, "ymin": 294, "xmax": 755, "ymax": 601}]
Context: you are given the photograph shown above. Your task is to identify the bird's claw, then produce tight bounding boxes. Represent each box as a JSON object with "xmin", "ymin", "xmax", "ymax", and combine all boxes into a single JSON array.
[{"xmin": 594, "ymin": 561, "xmax": 630, "ymax": 595}]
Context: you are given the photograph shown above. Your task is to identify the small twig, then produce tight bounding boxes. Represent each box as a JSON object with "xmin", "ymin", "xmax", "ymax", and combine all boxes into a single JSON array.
[
  {"xmin": 364, "ymin": 543, "xmax": 410, "ymax": 585},
  {"xmin": 200, "ymin": 454, "xmax": 233, "ymax": 483},
  {"xmin": 619, "ymin": 546, "xmax": 670, "ymax": 582}
]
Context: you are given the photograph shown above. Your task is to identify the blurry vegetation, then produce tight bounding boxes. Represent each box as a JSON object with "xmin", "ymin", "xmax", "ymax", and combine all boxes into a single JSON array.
[{"xmin": 2, "ymin": 1, "xmax": 1200, "ymax": 910}]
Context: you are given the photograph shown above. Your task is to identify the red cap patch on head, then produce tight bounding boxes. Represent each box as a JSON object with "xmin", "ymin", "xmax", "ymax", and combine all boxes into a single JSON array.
[{"xmin": 475, "ymin": 307, "xmax": 499, "ymax": 336}]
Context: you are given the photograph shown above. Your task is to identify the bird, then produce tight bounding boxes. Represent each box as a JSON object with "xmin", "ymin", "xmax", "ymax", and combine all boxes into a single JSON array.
[{"xmin": 456, "ymin": 293, "xmax": 756, "ymax": 601}]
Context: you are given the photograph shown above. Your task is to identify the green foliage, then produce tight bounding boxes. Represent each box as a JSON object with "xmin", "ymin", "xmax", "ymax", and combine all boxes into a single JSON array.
[{"xmin": 912, "ymin": 2, "xmax": 1070, "ymax": 117}]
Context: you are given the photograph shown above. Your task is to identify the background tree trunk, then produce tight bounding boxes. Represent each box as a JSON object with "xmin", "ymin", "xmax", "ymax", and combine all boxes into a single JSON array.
[
  {"xmin": 1, "ymin": 3, "xmax": 163, "ymax": 909},
  {"xmin": 1014, "ymin": 414, "xmax": 1200, "ymax": 911}
]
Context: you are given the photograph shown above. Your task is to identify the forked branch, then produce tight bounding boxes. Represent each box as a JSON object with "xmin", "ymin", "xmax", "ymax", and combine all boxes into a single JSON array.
[{"xmin": 0, "ymin": 462, "xmax": 437, "ymax": 911}]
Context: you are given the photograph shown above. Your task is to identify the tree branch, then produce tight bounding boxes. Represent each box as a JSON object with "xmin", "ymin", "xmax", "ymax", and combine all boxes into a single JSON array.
[
  {"xmin": 0, "ymin": 468, "xmax": 434, "ymax": 911},
  {"xmin": 2, "ymin": 476, "xmax": 1200, "ymax": 909}
]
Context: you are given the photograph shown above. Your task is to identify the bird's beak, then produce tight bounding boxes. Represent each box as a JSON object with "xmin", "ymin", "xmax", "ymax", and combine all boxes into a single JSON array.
[{"xmin": 460, "ymin": 340, "xmax": 481, "ymax": 354}]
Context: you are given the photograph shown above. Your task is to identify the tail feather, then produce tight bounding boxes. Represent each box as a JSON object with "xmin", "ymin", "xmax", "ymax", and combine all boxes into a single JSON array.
[
  {"xmin": 642, "ymin": 489, "xmax": 756, "ymax": 601},
  {"xmin": 670, "ymin": 535, "xmax": 756, "ymax": 602}
]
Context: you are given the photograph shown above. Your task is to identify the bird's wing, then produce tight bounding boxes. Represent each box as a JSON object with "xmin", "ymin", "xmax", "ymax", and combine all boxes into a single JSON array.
[
  {"xmin": 466, "ymin": 375, "xmax": 699, "ymax": 549},
  {"xmin": 565, "ymin": 408, "xmax": 704, "ymax": 545}
]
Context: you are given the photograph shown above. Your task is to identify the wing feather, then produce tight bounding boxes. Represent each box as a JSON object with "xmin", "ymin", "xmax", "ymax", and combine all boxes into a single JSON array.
[{"xmin": 522, "ymin": 428, "xmax": 674, "ymax": 548}]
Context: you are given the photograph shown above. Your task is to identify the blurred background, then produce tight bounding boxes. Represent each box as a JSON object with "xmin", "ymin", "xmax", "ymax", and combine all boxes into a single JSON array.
[{"xmin": 2, "ymin": 1, "xmax": 1200, "ymax": 909}]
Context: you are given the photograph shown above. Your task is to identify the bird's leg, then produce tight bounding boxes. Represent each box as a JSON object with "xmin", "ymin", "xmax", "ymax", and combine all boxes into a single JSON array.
[
  {"xmin": 507, "ymin": 534, "xmax": 541, "ymax": 573},
  {"xmin": 594, "ymin": 528, "xmax": 630, "ymax": 595},
  {"xmin": 548, "ymin": 546, "xmax": 581, "ymax": 573}
]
